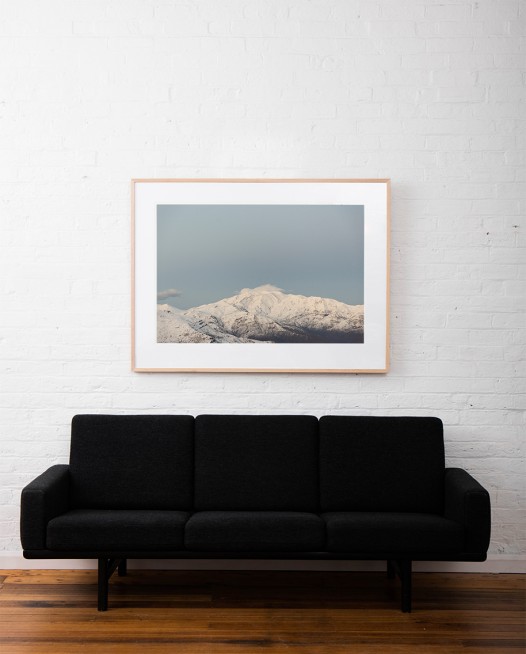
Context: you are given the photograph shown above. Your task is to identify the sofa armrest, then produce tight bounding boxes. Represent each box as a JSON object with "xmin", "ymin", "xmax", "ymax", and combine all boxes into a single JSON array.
[
  {"xmin": 20, "ymin": 465, "xmax": 70, "ymax": 551},
  {"xmin": 444, "ymin": 467, "xmax": 491, "ymax": 554}
]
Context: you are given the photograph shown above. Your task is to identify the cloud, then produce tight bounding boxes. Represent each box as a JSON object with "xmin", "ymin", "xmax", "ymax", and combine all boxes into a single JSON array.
[{"xmin": 157, "ymin": 288, "xmax": 182, "ymax": 300}]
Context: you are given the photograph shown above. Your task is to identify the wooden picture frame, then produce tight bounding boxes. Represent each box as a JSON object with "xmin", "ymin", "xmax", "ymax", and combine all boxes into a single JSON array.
[{"xmin": 132, "ymin": 179, "xmax": 390, "ymax": 373}]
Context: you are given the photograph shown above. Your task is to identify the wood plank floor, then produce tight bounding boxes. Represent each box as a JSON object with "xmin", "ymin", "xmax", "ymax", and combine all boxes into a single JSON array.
[{"xmin": 0, "ymin": 569, "xmax": 524, "ymax": 653}]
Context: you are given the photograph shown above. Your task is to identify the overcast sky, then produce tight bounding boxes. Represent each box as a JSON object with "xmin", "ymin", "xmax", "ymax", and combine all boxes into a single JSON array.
[{"xmin": 157, "ymin": 204, "xmax": 364, "ymax": 310}]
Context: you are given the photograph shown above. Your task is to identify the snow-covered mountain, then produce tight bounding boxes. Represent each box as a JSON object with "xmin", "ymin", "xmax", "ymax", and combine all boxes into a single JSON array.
[{"xmin": 158, "ymin": 285, "xmax": 364, "ymax": 344}]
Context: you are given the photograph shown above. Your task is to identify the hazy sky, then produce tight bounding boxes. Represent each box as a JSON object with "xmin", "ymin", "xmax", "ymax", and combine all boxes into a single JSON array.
[{"xmin": 157, "ymin": 204, "xmax": 364, "ymax": 309}]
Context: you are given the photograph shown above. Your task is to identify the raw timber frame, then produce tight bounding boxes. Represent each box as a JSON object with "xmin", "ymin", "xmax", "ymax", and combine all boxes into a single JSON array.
[{"xmin": 132, "ymin": 179, "xmax": 390, "ymax": 373}]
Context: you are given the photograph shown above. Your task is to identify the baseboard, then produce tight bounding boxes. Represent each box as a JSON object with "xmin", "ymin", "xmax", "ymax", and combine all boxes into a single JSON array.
[{"xmin": 1, "ymin": 552, "xmax": 524, "ymax": 573}]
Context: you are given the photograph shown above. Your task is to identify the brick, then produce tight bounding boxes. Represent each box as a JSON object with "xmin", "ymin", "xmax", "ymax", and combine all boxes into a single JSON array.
[
  {"xmin": 479, "ymin": 70, "xmax": 524, "ymax": 86},
  {"xmin": 369, "ymin": 21, "xmax": 416, "ymax": 37},
  {"xmin": 425, "ymin": 4, "xmax": 472, "ymax": 21},
  {"xmin": 436, "ymin": 21, "xmax": 486, "ymax": 37},
  {"xmin": 472, "ymin": 2, "xmax": 520, "ymax": 21},
  {"xmin": 474, "ymin": 36, "xmax": 522, "ymax": 53},
  {"xmin": 376, "ymin": 37, "xmax": 427, "ymax": 55},
  {"xmin": 437, "ymin": 86, "xmax": 486, "ymax": 102},
  {"xmin": 426, "ymin": 37, "xmax": 474, "ymax": 53},
  {"xmin": 402, "ymin": 53, "xmax": 448, "ymax": 69}
]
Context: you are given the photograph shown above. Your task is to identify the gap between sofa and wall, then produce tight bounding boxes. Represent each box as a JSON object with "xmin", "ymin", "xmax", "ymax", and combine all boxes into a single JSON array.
[{"xmin": 1, "ymin": 553, "xmax": 524, "ymax": 574}]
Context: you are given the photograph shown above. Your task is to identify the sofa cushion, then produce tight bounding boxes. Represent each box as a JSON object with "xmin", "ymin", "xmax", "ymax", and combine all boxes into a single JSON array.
[
  {"xmin": 323, "ymin": 512, "xmax": 464, "ymax": 553},
  {"xmin": 194, "ymin": 415, "xmax": 319, "ymax": 511},
  {"xmin": 185, "ymin": 511, "xmax": 325, "ymax": 552},
  {"xmin": 69, "ymin": 415, "xmax": 194, "ymax": 510},
  {"xmin": 320, "ymin": 416, "xmax": 445, "ymax": 513},
  {"xmin": 47, "ymin": 509, "xmax": 190, "ymax": 551}
]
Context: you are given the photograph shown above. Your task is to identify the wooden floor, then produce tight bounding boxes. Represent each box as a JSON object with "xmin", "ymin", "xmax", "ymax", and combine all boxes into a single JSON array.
[{"xmin": 0, "ymin": 569, "xmax": 524, "ymax": 653}]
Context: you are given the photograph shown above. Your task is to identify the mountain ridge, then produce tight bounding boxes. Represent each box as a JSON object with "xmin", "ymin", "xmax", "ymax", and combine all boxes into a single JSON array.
[{"xmin": 158, "ymin": 285, "xmax": 364, "ymax": 344}]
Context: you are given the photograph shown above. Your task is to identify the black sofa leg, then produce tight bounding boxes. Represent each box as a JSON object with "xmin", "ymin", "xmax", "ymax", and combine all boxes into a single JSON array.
[
  {"xmin": 97, "ymin": 557, "xmax": 124, "ymax": 611},
  {"xmin": 388, "ymin": 559, "xmax": 413, "ymax": 612},
  {"xmin": 118, "ymin": 559, "xmax": 127, "ymax": 576},
  {"xmin": 399, "ymin": 559, "xmax": 412, "ymax": 613},
  {"xmin": 98, "ymin": 558, "xmax": 109, "ymax": 612}
]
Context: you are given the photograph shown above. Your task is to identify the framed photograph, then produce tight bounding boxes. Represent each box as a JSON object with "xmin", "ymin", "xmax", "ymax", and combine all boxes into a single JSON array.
[{"xmin": 132, "ymin": 179, "xmax": 390, "ymax": 373}]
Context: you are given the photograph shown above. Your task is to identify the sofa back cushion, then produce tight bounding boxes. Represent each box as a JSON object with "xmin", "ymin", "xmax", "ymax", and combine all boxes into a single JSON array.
[
  {"xmin": 320, "ymin": 416, "xmax": 445, "ymax": 513},
  {"xmin": 70, "ymin": 415, "xmax": 194, "ymax": 510},
  {"xmin": 194, "ymin": 415, "xmax": 319, "ymax": 511}
]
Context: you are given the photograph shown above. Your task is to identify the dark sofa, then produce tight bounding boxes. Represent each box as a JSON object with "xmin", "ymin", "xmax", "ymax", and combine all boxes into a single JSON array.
[{"xmin": 20, "ymin": 414, "xmax": 491, "ymax": 612}]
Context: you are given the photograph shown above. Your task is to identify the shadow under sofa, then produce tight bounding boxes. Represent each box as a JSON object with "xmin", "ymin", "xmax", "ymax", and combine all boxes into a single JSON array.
[{"xmin": 20, "ymin": 414, "xmax": 491, "ymax": 611}]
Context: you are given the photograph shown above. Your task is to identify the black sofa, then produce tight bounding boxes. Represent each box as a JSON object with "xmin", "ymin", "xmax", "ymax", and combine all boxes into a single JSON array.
[{"xmin": 20, "ymin": 414, "xmax": 491, "ymax": 612}]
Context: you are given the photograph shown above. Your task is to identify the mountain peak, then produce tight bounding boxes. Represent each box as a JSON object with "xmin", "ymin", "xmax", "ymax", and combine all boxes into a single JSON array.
[
  {"xmin": 158, "ymin": 286, "xmax": 364, "ymax": 344},
  {"xmin": 238, "ymin": 284, "xmax": 284, "ymax": 296}
]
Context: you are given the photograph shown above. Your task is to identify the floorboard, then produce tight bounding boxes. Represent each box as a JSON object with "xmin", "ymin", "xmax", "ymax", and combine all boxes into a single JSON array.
[{"xmin": 0, "ymin": 570, "xmax": 524, "ymax": 653}]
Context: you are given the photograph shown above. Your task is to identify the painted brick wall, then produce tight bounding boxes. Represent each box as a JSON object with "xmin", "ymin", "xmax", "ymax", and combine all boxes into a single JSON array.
[{"xmin": 0, "ymin": 0, "xmax": 524, "ymax": 567}]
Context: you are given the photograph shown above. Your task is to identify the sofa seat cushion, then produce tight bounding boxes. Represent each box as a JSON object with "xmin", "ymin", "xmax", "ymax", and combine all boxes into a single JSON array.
[
  {"xmin": 185, "ymin": 511, "xmax": 325, "ymax": 552},
  {"xmin": 47, "ymin": 510, "xmax": 190, "ymax": 551},
  {"xmin": 323, "ymin": 512, "xmax": 464, "ymax": 554}
]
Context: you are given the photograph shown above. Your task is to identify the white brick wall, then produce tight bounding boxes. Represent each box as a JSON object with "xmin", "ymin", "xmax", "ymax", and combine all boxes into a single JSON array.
[{"xmin": 0, "ymin": 0, "xmax": 524, "ymax": 567}]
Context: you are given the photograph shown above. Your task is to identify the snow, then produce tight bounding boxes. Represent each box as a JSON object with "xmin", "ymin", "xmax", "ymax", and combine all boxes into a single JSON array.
[{"xmin": 157, "ymin": 285, "xmax": 364, "ymax": 344}]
